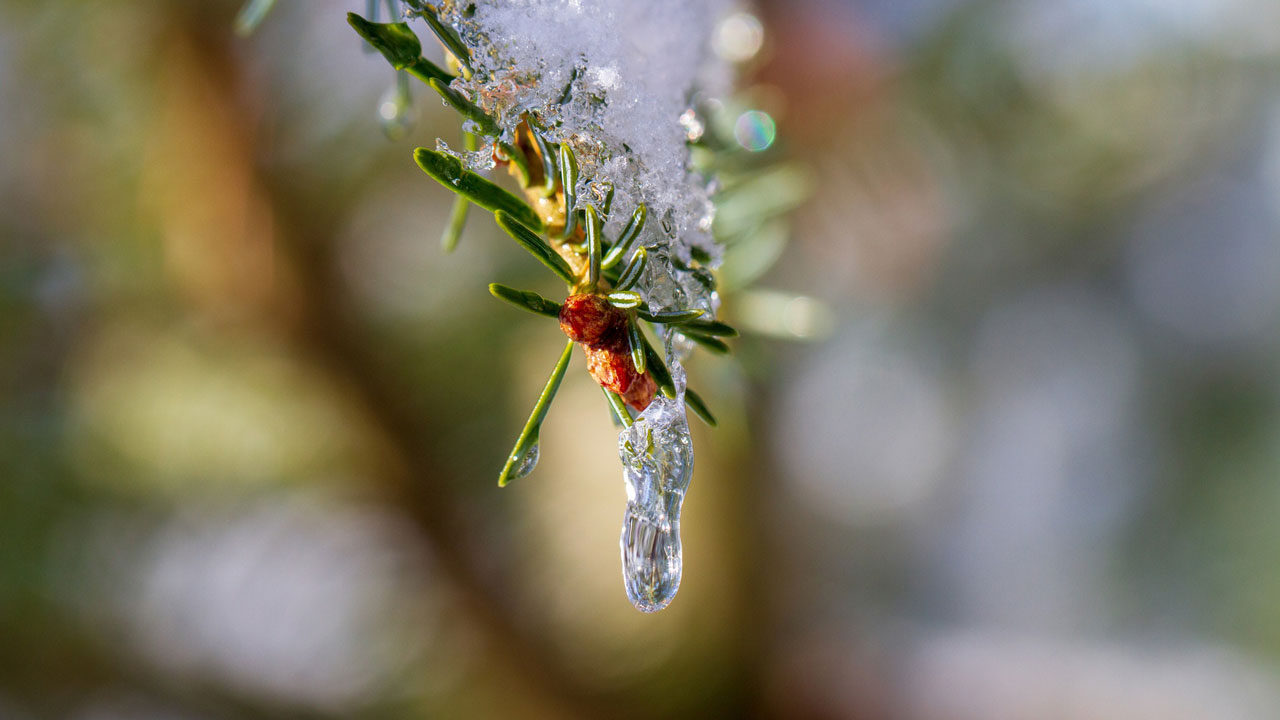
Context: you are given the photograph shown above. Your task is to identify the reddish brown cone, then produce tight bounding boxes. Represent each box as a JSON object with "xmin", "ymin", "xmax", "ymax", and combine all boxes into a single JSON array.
[{"xmin": 559, "ymin": 293, "xmax": 656, "ymax": 411}]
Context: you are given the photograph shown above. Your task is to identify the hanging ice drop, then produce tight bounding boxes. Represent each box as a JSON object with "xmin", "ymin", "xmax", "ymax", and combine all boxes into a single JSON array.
[
  {"xmin": 618, "ymin": 366, "xmax": 693, "ymax": 612},
  {"xmin": 377, "ymin": 73, "xmax": 415, "ymax": 140}
]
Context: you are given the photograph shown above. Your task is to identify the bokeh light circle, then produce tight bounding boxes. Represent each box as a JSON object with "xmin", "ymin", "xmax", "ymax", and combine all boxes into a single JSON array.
[
  {"xmin": 713, "ymin": 12, "xmax": 764, "ymax": 62},
  {"xmin": 733, "ymin": 110, "xmax": 776, "ymax": 152}
]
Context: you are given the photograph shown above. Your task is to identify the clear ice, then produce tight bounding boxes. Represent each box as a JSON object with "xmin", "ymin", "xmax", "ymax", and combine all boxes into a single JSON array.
[
  {"xmin": 377, "ymin": 75, "xmax": 415, "ymax": 140},
  {"xmin": 435, "ymin": 138, "xmax": 497, "ymax": 173},
  {"xmin": 618, "ymin": 361, "xmax": 693, "ymax": 612}
]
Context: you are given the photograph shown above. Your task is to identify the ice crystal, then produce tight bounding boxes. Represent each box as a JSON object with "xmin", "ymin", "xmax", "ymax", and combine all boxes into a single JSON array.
[{"xmin": 434, "ymin": 138, "xmax": 497, "ymax": 172}]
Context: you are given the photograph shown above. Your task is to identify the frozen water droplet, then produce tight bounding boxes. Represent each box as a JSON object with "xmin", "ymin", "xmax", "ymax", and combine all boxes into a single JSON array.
[
  {"xmin": 618, "ymin": 376, "xmax": 692, "ymax": 613},
  {"xmin": 512, "ymin": 441, "xmax": 539, "ymax": 480},
  {"xmin": 620, "ymin": 502, "xmax": 682, "ymax": 612},
  {"xmin": 638, "ymin": 249, "xmax": 690, "ymax": 314},
  {"xmin": 378, "ymin": 80, "xmax": 415, "ymax": 140}
]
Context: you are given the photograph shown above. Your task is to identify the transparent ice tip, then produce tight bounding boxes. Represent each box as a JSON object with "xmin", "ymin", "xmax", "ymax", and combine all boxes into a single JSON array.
[{"xmin": 618, "ymin": 371, "xmax": 693, "ymax": 613}]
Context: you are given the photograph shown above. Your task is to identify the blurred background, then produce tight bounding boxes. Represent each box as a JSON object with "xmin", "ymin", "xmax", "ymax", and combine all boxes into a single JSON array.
[{"xmin": 5, "ymin": 0, "xmax": 1280, "ymax": 717}]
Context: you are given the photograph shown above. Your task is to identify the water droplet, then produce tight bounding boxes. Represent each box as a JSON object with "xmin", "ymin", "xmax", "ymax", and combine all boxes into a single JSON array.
[
  {"xmin": 510, "ymin": 441, "xmax": 539, "ymax": 480},
  {"xmin": 617, "ymin": 378, "xmax": 693, "ymax": 612},
  {"xmin": 733, "ymin": 110, "xmax": 776, "ymax": 152}
]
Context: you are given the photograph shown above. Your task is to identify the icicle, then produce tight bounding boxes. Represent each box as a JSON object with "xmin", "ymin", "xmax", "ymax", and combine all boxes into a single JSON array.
[{"xmin": 617, "ymin": 360, "xmax": 693, "ymax": 612}]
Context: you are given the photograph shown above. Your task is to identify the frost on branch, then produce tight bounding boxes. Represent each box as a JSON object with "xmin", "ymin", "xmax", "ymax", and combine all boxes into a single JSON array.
[{"xmin": 435, "ymin": 0, "xmax": 729, "ymax": 319}]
